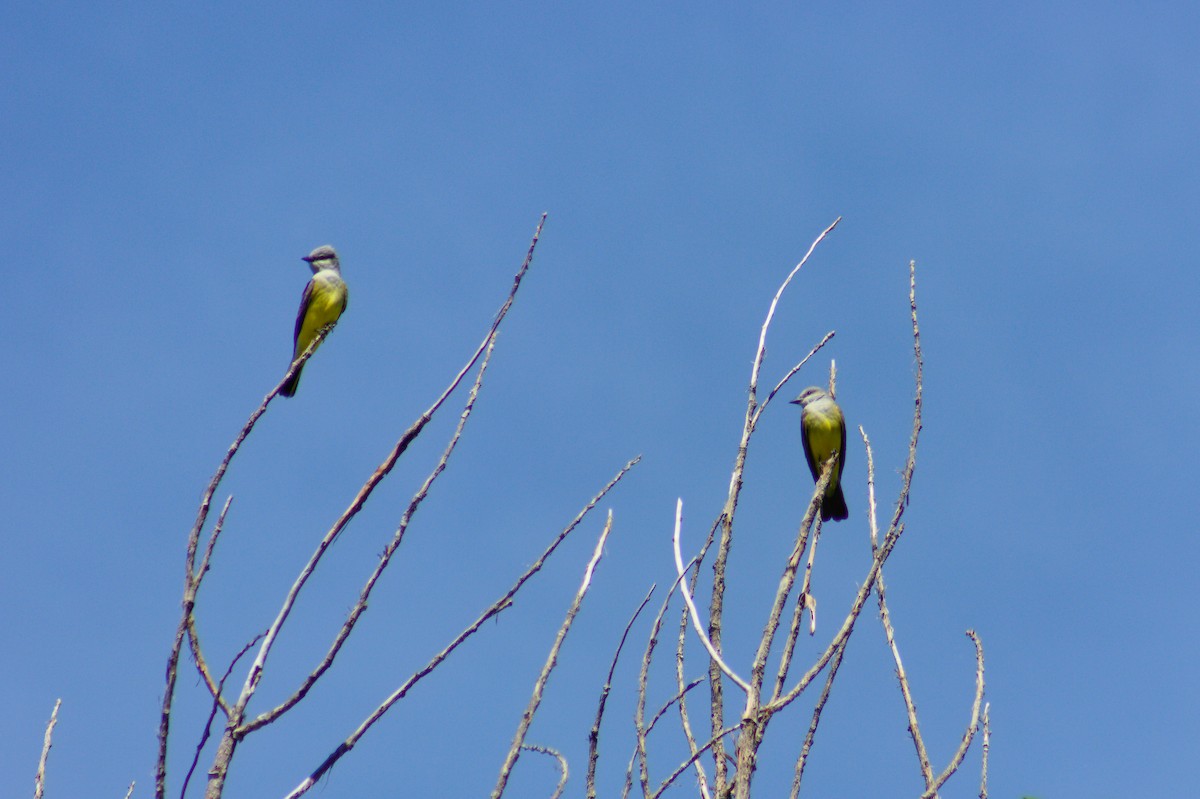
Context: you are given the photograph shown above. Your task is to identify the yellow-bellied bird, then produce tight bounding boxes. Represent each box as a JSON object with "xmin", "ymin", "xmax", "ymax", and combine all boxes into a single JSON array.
[
  {"xmin": 280, "ymin": 245, "xmax": 348, "ymax": 397},
  {"xmin": 790, "ymin": 386, "xmax": 848, "ymax": 521}
]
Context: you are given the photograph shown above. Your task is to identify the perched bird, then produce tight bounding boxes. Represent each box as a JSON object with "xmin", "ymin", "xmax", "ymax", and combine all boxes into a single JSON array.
[
  {"xmin": 790, "ymin": 386, "xmax": 849, "ymax": 521},
  {"xmin": 280, "ymin": 245, "xmax": 348, "ymax": 397}
]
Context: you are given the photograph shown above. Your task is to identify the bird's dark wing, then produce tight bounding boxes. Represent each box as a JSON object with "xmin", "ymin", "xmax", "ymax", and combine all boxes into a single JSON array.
[
  {"xmin": 292, "ymin": 279, "xmax": 314, "ymax": 354},
  {"xmin": 838, "ymin": 406, "xmax": 847, "ymax": 470}
]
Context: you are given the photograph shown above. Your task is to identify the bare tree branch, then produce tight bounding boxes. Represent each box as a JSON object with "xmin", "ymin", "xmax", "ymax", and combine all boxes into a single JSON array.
[
  {"xmin": 621, "ymin": 679, "xmax": 705, "ymax": 799},
  {"xmin": 158, "ymin": 320, "xmax": 337, "ymax": 799},
  {"xmin": 921, "ymin": 631, "xmax": 987, "ymax": 799},
  {"xmin": 784, "ymin": 424, "xmax": 904, "ymax": 796},
  {"xmin": 634, "ymin": 588, "xmax": 666, "ymax": 799},
  {"xmin": 281, "ymin": 456, "xmax": 639, "ymax": 799},
  {"xmin": 879, "ymin": 567, "xmax": 934, "ymax": 786},
  {"xmin": 648, "ymin": 724, "xmax": 741, "ymax": 799},
  {"xmin": 860, "ymin": 427, "xmax": 880, "ymax": 551},
  {"xmin": 867, "ymin": 400, "xmax": 932, "ymax": 789},
  {"xmin": 587, "ymin": 587, "xmax": 655, "ymax": 799},
  {"xmin": 788, "ymin": 635, "xmax": 849, "ymax": 798},
  {"xmin": 755, "ymin": 331, "xmax": 836, "ymax": 428},
  {"xmin": 246, "ymin": 332, "xmax": 500, "ymax": 734},
  {"xmin": 761, "ymin": 457, "xmax": 833, "ymax": 704},
  {"xmin": 521, "ymin": 744, "xmax": 569, "ymax": 799},
  {"xmin": 705, "ymin": 454, "xmax": 837, "ymax": 799},
  {"xmin": 34, "ymin": 699, "xmax": 60, "ymax": 799},
  {"xmin": 979, "ymin": 702, "xmax": 990, "ymax": 799},
  {"xmin": 633, "ymin": 560, "xmax": 698, "ymax": 799},
  {"xmin": 673, "ymin": 499, "xmax": 750, "ymax": 694},
  {"xmin": 786, "ymin": 424, "xmax": 880, "ymax": 795},
  {"xmin": 492, "ymin": 511, "xmax": 615, "ymax": 799},
  {"xmin": 884, "ymin": 259, "xmax": 924, "ymax": 551},
  {"xmin": 185, "ymin": 496, "xmax": 234, "ymax": 712},
  {"xmin": 772, "ymin": 575, "xmax": 812, "ymax": 702},
  {"xmin": 647, "ymin": 679, "xmax": 706, "ymax": 739},
  {"xmin": 180, "ymin": 634, "xmax": 262, "ymax": 799},
  {"xmin": 674, "ymin": 519, "xmax": 719, "ymax": 799}
]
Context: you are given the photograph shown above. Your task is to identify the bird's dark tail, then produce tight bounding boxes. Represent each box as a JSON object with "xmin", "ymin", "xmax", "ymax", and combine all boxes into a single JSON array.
[
  {"xmin": 280, "ymin": 364, "xmax": 303, "ymax": 397},
  {"xmin": 821, "ymin": 485, "xmax": 849, "ymax": 522}
]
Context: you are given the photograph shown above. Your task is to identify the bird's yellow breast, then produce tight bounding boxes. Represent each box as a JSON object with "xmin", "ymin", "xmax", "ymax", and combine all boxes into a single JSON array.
[
  {"xmin": 294, "ymin": 271, "xmax": 348, "ymax": 357},
  {"xmin": 805, "ymin": 415, "xmax": 842, "ymax": 464}
]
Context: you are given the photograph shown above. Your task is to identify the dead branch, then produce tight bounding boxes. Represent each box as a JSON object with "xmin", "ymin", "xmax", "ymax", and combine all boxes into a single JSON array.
[
  {"xmin": 521, "ymin": 744, "xmax": 568, "ymax": 799},
  {"xmin": 491, "ymin": 512, "xmax": 614, "ymax": 799},
  {"xmin": 587, "ymin": 587, "xmax": 655, "ymax": 799},
  {"xmin": 281, "ymin": 457, "xmax": 639, "ymax": 799},
  {"xmin": 33, "ymin": 699, "xmax": 60, "ymax": 799}
]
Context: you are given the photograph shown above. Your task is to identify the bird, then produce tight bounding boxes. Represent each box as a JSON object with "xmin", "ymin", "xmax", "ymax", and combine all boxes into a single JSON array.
[
  {"xmin": 280, "ymin": 245, "xmax": 348, "ymax": 397},
  {"xmin": 790, "ymin": 386, "xmax": 849, "ymax": 521}
]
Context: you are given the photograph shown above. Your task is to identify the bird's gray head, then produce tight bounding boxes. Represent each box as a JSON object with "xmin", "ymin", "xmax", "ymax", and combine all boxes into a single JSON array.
[
  {"xmin": 789, "ymin": 386, "xmax": 827, "ymax": 407},
  {"xmin": 302, "ymin": 245, "xmax": 339, "ymax": 271}
]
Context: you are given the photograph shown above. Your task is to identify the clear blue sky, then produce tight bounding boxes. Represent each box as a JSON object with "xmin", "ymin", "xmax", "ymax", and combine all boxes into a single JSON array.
[{"xmin": 4, "ymin": 3, "xmax": 1197, "ymax": 797}]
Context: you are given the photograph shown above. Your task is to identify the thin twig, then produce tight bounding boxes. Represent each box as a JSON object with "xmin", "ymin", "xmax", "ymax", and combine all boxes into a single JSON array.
[
  {"xmin": 754, "ymin": 332, "xmax": 837, "ymax": 428},
  {"xmin": 673, "ymin": 499, "xmax": 750, "ymax": 693},
  {"xmin": 491, "ymin": 512, "xmax": 614, "ymax": 799},
  {"xmin": 587, "ymin": 587, "xmax": 655, "ymax": 799},
  {"xmin": 884, "ymin": 260, "xmax": 924, "ymax": 551},
  {"xmin": 769, "ymin": 521, "xmax": 897, "ymax": 714},
  {"xmin": 674, "ymin": 518, "xmax": 719, "ymax": 799},
  {"xmin": 789, "ymin": 427, "xmax": 881, "ymax": 795},
  {"xmin": 522, "ymin": 744, "xmax": 569, "ymax": 799},
  {"xmin": 789, "ymin": 635, "xmax": 849, "ymax": 798},
  {"xmin": 979, "ymin": 702, "xmax": 990, "ymax": 799},
  {"xmin": 185, "ymin": 496, "xmax": 233, "ymax": 711},
  {"xmin": 861, "ymin": 427, "xmax": 880, "ymax": 552},
  {"xmin": 647, "ymin": 679, "xmax": 706, "ymax": 738},
  {"xmin": 282, "ymin": 457, "xmax": 639, "ymax": 799},
  {"xmin": 634, "ymin": 581, "xmax": 670, "ymax": 799},
  {"xmin": 773, "ymin": 578, "xmax": 810, "ymax": 703},
  {"xmin": 763, "ymin": 458, "xmax": 833, "ymax": 704},
  {"xmin": 751, "ymin": 220, "xmax": 843, "ymax": 402},
  {"xmin": 729, "ymin": 456, "xmax": 836, "ymax": 799},
  {"xmin": 34, "ymin": 699, "xmax": 60, "ymax": 799},
  {"xmin": 634, "ymin": 561, "xmax": 697, "ymax": 799},
  {"xmin": 195, "ymin": 494, "xmax": 232, "ymax": 589},
  {"xmin": 648, "ymin": 724, "xmax": 741, "ymax": 799},
  {"xmin": 879, "ymin": 568, "xmax": 934, "ymax": 787},
  {"xmin": 620, "ymin": 679, "xmax": 706, "ymax": 799},
  {"xmin": 180, "ymin": 634, "xmax": 263, "ymax": 799},
  {"xmin": 797, "ymin": 518, "xmax": 821, "ymax": 636},
  {"xmin": 921, "ymin": 631, "xmax": 987, "ymax": 799}
]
